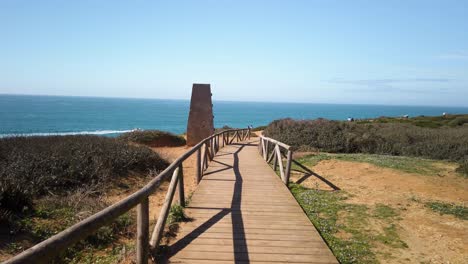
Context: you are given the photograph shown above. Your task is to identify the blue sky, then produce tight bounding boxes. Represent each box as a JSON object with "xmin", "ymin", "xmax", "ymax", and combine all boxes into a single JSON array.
[{"xmin": 1, "ymin": 0, "xmax": 467, "ymax": 106}]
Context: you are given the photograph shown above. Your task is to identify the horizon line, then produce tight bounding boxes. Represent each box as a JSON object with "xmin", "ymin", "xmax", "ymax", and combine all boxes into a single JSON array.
[{"xmin": 1, "ymin": 92, "xmax": 468, "ymax": 109}]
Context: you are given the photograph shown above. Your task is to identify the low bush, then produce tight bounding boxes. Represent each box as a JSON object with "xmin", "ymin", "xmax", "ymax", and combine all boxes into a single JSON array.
[
  {"xmin": 0, "ymin": 135, "xmax": 168, "ymax": 213},
  {"xmin": 118, "ymin": 130, "xmax": 186, "ymax": 147},
  {"xmin": 456, "ymin": 159, "xmax": 468, "ymax": 177},
  {"xmin": 449, "ymin": 116, "xmax": 468, "ymax": 127},
  {"xmin": 263, "ymin": 118, "xmax": 468, "ymax": 163},
  {"xmin": 252, "ymin": 125, "xmax": 267, "ymax": 131}
]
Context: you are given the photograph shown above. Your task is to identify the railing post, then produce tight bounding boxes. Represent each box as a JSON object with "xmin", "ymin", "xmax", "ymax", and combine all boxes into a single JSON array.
[
  {"xmin": 275, "ymin": 145, "xmax": 285, "ymax": 183},
  {"xmin": 273, "ymin": 146, "xmax": 278, "ymax": 171},
  {"xmin": 248, "ymin": 128, "xmax": 251, "ymax": 140},
  {"xmin": 136, "ymin": 197, "xmax": 149, "ymax": 264},
  {"xmin": 196, "ymin": 148, "xmax": 202, "ymax": 183},
  {"xmin": 210, "ymin": 138, "xmax": 214, "ymax": 158},
  {"xmin": 178, "ymin": 164, "xmax": 185, "ymax": 207},
  {"xmin": 262, "ymin": 138, "xmax": 267, "ymax": 160},
  {"xmin": 204, "ymin": 144, "xmax": 209, "ymax": 169},
  {"xmin": 285, "ymin": 150, "xmax": 293, "ymax": 186}
]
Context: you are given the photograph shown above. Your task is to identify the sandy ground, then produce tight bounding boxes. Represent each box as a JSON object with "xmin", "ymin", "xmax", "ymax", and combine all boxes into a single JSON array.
[{"xmin": 290, "ymin": 157, "xmax": 468, "ymax": 264}]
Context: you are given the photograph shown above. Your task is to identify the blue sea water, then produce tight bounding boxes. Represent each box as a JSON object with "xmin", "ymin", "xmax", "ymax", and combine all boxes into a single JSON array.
[{"xmin": 1, "ymin": 94, "xmax": 467, "ymax": 137}]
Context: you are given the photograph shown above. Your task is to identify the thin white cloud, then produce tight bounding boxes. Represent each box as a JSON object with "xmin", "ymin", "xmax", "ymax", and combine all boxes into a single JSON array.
[
  {"xmin": 438, "ymin": 50, "xmax": 468, "ymax": 60},
  {"xmin": 326, "ymin": 78, "xmax": 453, "ymax": 93}
]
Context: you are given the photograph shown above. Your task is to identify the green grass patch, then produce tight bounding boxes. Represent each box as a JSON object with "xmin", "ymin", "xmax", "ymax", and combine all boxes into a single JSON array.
[
  {"xmin": 374, "ymin": 224, "xmax": 408, "ymax": 249},
  {"xmin": 168, "ymin": 204, "xmax": 187, "ymax": 224},
  {"xmin": 425, "ymin": 201, "xmax": 468, "ymax": 220},
  {"xmin": 297, "ymin": 153, "xmax": 445, "ymax": 176},
  {"xmin": 373, "ymin": 204, "xmax": 398, "ymax": 219},
  {"xmin": 290, "ymin": 183, "xmax": 407, "ymax": 263}
]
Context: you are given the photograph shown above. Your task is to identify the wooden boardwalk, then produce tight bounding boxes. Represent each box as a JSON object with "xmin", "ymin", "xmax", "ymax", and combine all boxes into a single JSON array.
[{"xmin": 166, "ymin": 139, "xmax": 338, "ymax": 264}]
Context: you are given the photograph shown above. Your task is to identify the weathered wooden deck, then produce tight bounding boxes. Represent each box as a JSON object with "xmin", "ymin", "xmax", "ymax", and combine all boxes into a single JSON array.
[{"xmin": 166, "ymin": 139, "xmax": 338, "ymax": 264}]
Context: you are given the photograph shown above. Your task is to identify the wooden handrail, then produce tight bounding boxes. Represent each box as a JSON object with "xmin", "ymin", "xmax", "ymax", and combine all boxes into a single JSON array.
[
  {"xmin": 4, "ymin": 127, "xmax": 251, "ymax": 264},
  {"xmin": 259, "ymin": 135, "xmax": 293, "ymax": 185}
]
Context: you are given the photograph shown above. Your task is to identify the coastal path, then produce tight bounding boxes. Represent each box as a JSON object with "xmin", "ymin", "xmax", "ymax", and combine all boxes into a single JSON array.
[{"xmin": 166, "ymin": 137, "xmax": 338, "ymax": 263}]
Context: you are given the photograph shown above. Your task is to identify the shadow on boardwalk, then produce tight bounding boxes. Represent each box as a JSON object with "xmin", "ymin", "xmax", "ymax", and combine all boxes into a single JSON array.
[{"xmin": 167, "ymin": 143, "xmax": 249, "ymax": 263}]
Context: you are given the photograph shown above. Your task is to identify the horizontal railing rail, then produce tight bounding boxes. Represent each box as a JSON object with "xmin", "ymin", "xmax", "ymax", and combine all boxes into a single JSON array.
[
  {"xmin": 258, "ymin": 135, "xmax": 293, "ymax": 185},
  {"xmin": 4, "ymin": 128, "xmax": 251, "ymax": 264}
]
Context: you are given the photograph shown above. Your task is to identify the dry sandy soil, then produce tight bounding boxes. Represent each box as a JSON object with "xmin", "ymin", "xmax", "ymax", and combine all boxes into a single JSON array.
[{"xmin": 290, "ymin": 157, "xmax": 468, "ymax": 264}]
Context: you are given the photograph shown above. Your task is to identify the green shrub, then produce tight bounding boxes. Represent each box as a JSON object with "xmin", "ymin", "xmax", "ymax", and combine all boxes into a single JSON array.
[
  {"xmin": 449, "ymin": 116, "xmax": 468, "ymax": 127},
  {"xmin": 252, "ymin": 125, "xmax": 267, "ymax": 131},
  {"xmin": 118, "ymin": 130, "xmax": 186, "ymax": 147},
  {"xmin": 456, "ymin": 159, "xmax": 468, "ymax": 177},
  {"xmin": 0, "ymin": 135, "xmax": 168, "ymax": 213},
  {"xmin": 263, "ymin": 118, "xmax": 468, "ymax": 162}
]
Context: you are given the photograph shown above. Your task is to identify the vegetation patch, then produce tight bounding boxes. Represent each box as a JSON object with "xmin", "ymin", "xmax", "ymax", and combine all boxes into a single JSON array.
[
  {"xmin": 118, "ymin": 130, "xmax": 186, "ymax": 147},
  {"xmin": 296, "ymin": 153, "xmax": 445, "ymax": 176},
  {"xmin": 425, "ymin": 201, "xmax": 468, "ymax": 220},
  {"xmin": 456, "ymin": 159, "xmax": 468, "ymax": 178},
  {"xmin": 0, "ymin": 135, "xmax": 169, "ymax": 262},
  {"xmin": 264, "ymin": 117, "xmax": 468, "ymax": 161},
  {"xmin": 355, "ymin": 114, "xmax": 468, "ymax": 128},
  {"xmin": 0, "ymin": 135, "xmax": 167, "ymax": 214},
  {"xmin": 168, "ymin": 204, "xmax": 188, "ymax": 224},
  {"xmin": 290, "ymin": 183, "xmax": 407, "ymax": 263},
  {"xmin": 252, "ymin": 125, "xmax": 267, "ymax": 131},
  {"xmin": 264, "ymin": 116, "xmax": 468, "ymax": 175}
]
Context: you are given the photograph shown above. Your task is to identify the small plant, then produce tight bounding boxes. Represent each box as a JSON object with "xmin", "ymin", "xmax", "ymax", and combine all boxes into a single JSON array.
[{"xmin": 168, "ymin": 204, "xmax": 187, "ymax": 224}]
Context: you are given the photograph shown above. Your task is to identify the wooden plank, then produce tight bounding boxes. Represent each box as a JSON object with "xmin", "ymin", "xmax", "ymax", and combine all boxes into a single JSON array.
[
  {"xmin": 172, "ymin": 251, "xmax": 336, "ymax": 263},
  {"xmin": 174, "ymin": 244, "xmax": 332, "ymax": 254},
  {"xmin": 169, "ymin": 237, "xmax": 327, "ymax": 247}
]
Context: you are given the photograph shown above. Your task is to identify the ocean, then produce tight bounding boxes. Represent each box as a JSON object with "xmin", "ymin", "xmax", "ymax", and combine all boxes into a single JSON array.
[{"xmin": 1, "ymin": 94, "xmax": 467, "ymax": 137}]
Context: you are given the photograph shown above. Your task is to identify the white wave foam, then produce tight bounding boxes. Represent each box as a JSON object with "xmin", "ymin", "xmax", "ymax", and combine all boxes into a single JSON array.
[{"xmin": 0, "ymin": 129, "xmax": 137, "ymax": 138}]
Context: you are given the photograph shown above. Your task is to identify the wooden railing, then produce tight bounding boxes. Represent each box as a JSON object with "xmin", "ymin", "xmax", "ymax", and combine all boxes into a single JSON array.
[
  {"xmin": 4, "ymin": 128, "xmax": 251, "ymax": 264},
  {"xmin": 259, "ymin": 135, "xmax": 293, "ymax": 185}
]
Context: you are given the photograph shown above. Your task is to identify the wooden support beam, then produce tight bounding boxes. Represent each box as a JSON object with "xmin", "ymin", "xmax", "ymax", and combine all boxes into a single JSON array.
[
  {"xmin": 196, "ymin": 148, "xmax": 202, "ymax": 183},
  {"xmin": 275, "ymin": 145, "xmax": 285, "ymax": 183},
  {"xmin": 285, "ymin": 150, "xmax": 293, "ymax": 186},
  {"xmin": 136, "ymin": 198, "xmax": 149, "ymax": 264},
  {"xmin": 150, "ymin": 167, "xmax": 180, "ymax": 250}
]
